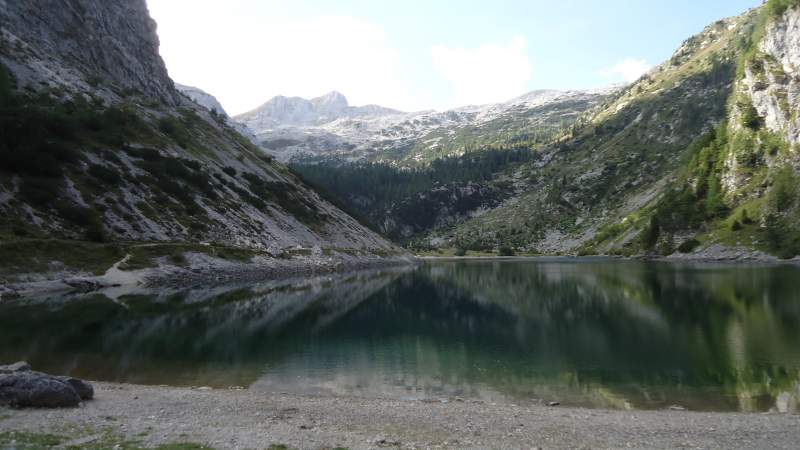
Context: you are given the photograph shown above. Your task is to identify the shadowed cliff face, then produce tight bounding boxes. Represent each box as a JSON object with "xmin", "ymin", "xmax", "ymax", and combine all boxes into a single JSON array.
[{"xmin": 0, "ymin": 0, "xmax": 179, "ymax": 104}]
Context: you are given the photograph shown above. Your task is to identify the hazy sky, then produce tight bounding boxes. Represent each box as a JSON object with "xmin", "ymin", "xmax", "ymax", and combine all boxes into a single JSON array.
[{"xmin": 146, "ymin": 0, "xmax": 761, "ymax": 115}]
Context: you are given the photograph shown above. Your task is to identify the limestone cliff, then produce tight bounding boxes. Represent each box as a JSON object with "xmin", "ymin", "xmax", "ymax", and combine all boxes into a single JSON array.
[{"xmin": 0, "ymin": 0, "xmax": 179, "ymax": 104}]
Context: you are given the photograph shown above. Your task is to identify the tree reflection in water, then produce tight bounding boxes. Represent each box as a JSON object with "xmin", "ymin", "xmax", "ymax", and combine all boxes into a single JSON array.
[{"xmin": 1, "ymin": 259, "xmax": 798, "ymax": 412}]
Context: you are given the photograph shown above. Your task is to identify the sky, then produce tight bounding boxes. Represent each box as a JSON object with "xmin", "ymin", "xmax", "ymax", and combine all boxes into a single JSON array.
[{"xmin": 146, "ymin": 0, "xmax": 762, "ymax": 115}]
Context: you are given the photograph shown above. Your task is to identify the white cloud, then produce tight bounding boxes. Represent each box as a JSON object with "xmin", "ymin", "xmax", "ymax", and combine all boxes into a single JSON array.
[
  {"xmin": 147, "ymin": 0, "xmax": 418, "ymax": 114},
  {"xmin": 431, "ymin": 36, "xmax": 533, "ymax": 107},
  {"xmin": 600, "ymin": 58, "xmax": 652, "ymax": 83}
]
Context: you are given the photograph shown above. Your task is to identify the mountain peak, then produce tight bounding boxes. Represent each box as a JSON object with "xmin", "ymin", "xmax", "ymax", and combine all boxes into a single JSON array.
[
  {"xmin": 175, "ymin": 83, "xmax": 228, "ymax": 117},
  {"xmin": 312, "ymin": 91, "xmax": 349, "ymax": 112}
]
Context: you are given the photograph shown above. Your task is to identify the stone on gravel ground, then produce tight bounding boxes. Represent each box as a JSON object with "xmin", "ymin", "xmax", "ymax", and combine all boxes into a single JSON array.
[{"xmin": 0, "ymin": 362, "xmax": 93, "ymax": 408}]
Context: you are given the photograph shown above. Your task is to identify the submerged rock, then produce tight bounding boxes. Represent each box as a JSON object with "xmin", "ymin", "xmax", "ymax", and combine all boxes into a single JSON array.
[{"xmin": 0, "ymin": 361, "xmax": 93, "ymax": 408}]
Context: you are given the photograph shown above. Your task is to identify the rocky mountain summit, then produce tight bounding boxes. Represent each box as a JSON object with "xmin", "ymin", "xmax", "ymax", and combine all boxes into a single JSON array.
[
  {"xmin": 235, "ymin": 88, "xmax": 612, "ymax": 163},
  {"xmin": 236, "ymin": 91, "xmax": 400, "ymax": 131},
  {"xmin": 176, "ymin": 83, "xmax": 228, "ymax": 117}
]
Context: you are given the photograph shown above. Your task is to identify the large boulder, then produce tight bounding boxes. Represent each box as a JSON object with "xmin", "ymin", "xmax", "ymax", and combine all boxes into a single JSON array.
[
  {"xmin": 57, "ymin": 376, "xmax": 94, "ymax": 401},
  {"xmin": 0, "ymin": 361, "xmax": 94, "ymax": 408}
]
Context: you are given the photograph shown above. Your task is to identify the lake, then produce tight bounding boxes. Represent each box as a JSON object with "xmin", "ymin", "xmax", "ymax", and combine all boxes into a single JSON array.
[{"xmin": 1, "ymin": 258, "xmax": 799, "ymax": 413}]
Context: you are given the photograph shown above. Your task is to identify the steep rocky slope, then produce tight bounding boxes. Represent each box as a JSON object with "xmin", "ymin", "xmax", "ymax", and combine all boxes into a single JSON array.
[
  {"xmin": 175, "ymin": 83, "xmax": 228, "ymax": 117},
  {"xmin": 420, "ymin": 3, "xmax": 800, "ymax": 260},
  {"xmin": 0, "ymin": 0, "xmax": 402, "ymax": 285},
  {"xmin": 427, "ymin": 10, "xmax": 746, "ymax": 253},
  {"xmin": 0, "ymin": 0, "xmax": 179, "ymax": 105},
  {"xmin": 175, "ymin": 83, "xmax": 260, "ymax": 147}
]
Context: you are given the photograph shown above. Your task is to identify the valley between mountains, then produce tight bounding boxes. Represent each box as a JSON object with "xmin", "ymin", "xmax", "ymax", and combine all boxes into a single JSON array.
[
  {"xmin": 4, "ymin": 2, "xmax": 800, "ymax": 449},
  {"xmin": 224, "ymin": 0, "xmax": 800, "ymax": 261},
  {"xmin": 3, "ymin": 0, "xmax": 800, "ymax": 294}
]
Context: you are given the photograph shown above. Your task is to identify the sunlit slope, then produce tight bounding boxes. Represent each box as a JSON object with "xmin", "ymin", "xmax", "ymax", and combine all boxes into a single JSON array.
[{"xmin": 429, "ymin": 4, "xmax": 800, "ymax": 259}]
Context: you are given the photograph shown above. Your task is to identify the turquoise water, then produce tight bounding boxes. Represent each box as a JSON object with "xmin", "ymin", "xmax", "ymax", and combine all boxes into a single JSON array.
[{"xmin": 1, "ymin": 259, "xmax": 799, "ymax": 412}]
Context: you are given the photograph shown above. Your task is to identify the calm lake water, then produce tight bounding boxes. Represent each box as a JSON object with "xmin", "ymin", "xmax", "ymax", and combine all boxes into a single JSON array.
[{"xmin": 2, "ymin": 258, "xmax": 799, "ymax": 412}]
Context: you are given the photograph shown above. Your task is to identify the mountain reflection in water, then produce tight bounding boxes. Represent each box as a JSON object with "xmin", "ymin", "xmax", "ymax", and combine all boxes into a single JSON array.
[{"xmin": 1, "ymin": 259, "xmax": 799, "ymax": 412}]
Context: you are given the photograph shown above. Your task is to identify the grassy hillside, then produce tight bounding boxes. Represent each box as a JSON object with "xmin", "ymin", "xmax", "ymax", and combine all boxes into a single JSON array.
[
  {"xmin": 578, "ymin": 1, "xmax": 800, "ymax": 259},
  {"xmin": 421, "ymin": 9, "xmax": 752, "ymax": 255},
  {"xmin": 425, "ymin": 2, "xmax": 800, "ymax": 259}
]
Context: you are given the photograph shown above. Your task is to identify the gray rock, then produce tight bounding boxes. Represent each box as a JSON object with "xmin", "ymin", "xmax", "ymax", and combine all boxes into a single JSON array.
[
  {"xmin": 0, "ymin": 372, "xmax": 82, "ymax": 408},
  {"xmin": 751, "ymin": 7, "xmax": 800, "ymax": 145},
  {"xmin": 0, "ymin": 363, "xmax": 94, "ymax": 407},
  {"xmin": 57, "ymin": 376, "xmax": 94, "ymax": 400},
  {"xmin": 0, "ymin": 361, "xmax": 32, "ymax": 374}
]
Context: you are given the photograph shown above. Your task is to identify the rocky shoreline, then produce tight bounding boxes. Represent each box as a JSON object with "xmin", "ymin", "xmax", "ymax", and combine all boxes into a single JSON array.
[
  {"xmin": 663, "ymin": 243, "xmax": 800, "ymax": 264},
  {"xmin": 0, "ymin": 382, "xmax": 798, "ymax": 449},
  {"xmin": 4, "ymin": 246, "xmax": 797, "ymax": 301},
  {"xmin": 421, "ymin": 249, "xmax": 800, "ymax": 265},
  {"xmin": 138, "ymin": 252, "xmax": 417, "ymax": 290},
  {"xmin": 0, "ymin": 253, "xmax": 417, "ymax": 299}
]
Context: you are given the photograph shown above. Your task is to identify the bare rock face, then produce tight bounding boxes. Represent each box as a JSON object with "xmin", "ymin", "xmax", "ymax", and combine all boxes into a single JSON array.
[
  {"xmin": 747, "ymin": 7, "xmax": 800, "ymax": 144},
  {"xmin": 0, "ymin": 361, "xmax": 93, "ymax": 408},
  {"xmin": 57, "ymin": 375, "xmax": 94, "ymax": 401},
  {"xmin": 0, "ymin": 0, "xmax": 179, "ymax": 104}
]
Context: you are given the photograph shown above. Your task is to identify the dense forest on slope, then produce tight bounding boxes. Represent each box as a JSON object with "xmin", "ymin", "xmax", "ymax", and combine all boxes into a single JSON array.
[{"xmin": 292, "ymin": 146, "xmax": 537, "ymax": 239}]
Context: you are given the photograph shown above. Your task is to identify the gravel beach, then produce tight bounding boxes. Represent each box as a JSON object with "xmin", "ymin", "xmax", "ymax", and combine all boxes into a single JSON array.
[{"xmin": 1, "ymin": 382, "xmax": 799, "ymax": 449}]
